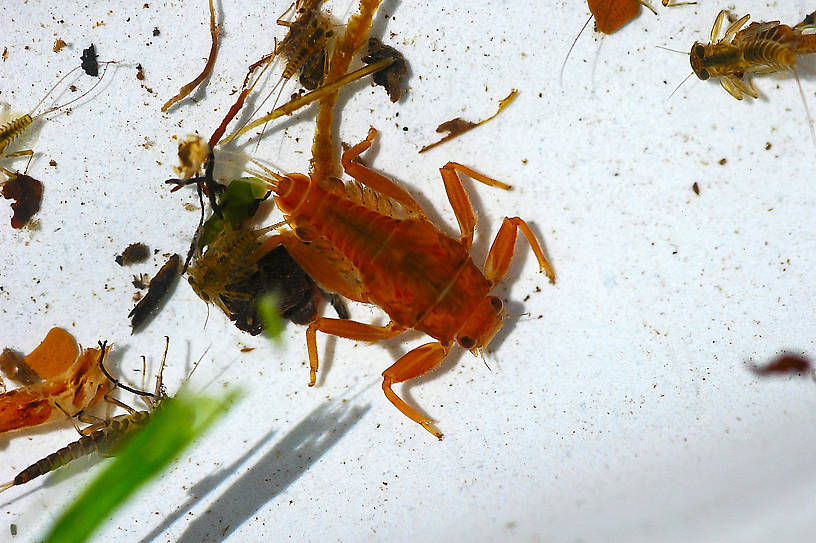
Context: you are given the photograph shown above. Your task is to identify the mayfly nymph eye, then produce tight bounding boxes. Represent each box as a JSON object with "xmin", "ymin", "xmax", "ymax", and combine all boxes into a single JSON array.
[
  {"xmin": 699, "ymin": 68, "xmax": 710, "ymax": 80},
  {"xmin": 459, "ymin": 336, "xmax": 477, "ymax": 350},
  {"xmin": 489, "ymin": 296, "xmax": 504, "ymax": 312},
  {"xmin": 693, "ymin": 43, "xmax": 705, "ymax": 58}
]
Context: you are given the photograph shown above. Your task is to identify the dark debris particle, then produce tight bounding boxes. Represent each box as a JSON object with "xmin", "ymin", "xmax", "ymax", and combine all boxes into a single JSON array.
[
  {"xmin": 136, "ymin": 64, "xmax": 145, "ymax": 81},
  {"xmin": 81, "ymin": 44, "xmax": 98, "ymax": 76},
  {"xmin": 765, "ymin": 142, "xmax": 772, "ymax": 150},
  {"xmin": 362, "ymin": 37, "xmax": 408, "ymax": 103},
  {"xmin": 692, "ymin": 182, "xmax": 700, "ymax": 195},
  {"xmin": 2, "ymin": 172, "xmax": 43, "ymax": 229},
  {"xmin": 718, "ymin": 157, "xmax": 727, "ymax": 165},
  {"xmin": 115, "ymin": 242, "xmax": 150, "ymax": 266},
  {"xmin": 153, "ymin": 27, "xmax": 160, "ymax": 36}
]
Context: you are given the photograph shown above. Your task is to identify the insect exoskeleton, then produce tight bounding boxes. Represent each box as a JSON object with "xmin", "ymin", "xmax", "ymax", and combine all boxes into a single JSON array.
[
  {"xmin": 247, "ymin": 127, "xmax": 556, "ymax": 439},
  {"xmin": 689, "ymin": 10, "xmax": 816, "ymax": 100},
  {"xmin": 0, "ymin": 331, "xmax": 111, "ymax": 435},
  {"xmin": 0, "ymin": 339, "xmax": 169, "ymax": 494}
]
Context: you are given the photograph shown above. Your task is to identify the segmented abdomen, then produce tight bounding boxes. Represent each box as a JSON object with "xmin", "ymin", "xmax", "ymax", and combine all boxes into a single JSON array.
[
  {"xmin": 12, "ymin": 413, "xmax": 146, "ymax": 486},
  {"xmin": 0, "ymin": 114, "xmax": 32, "ymax": 154},
  {"xmin": 13, "ymin": 432, "xmax": 98, "ymax": 485},
  {"xmin": 741, "ymin": 39, "xmax": 796, "ymax": 72}
]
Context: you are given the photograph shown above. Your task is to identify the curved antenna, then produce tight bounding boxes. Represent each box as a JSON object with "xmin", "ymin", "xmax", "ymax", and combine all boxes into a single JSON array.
[
  {"xmin": 96, "ymin": 341, "xmax": 157, "ymax": 399},
  {"xmin": 668, "ymin": 72, "xmax": 695, "ymax": 100},
  {"xmin": 655, "ymin": 45, "xmax": 689, "ymax": 55},
  {"xmin": 34, "ymin": 61, "xmax": 117, "ymax": 120},
  {"xmin": 792, "ymin": 67, "xmax": 816, "ymax": 153},
  {"xmin": 152, "ymin": 336, "xmax": 170, "ymax": 400},
  {"xmin": 27, "ymin": 65, "xmax": 82, "ymax": 116},
  {"xmin": 180, "ymin": 342, "xmax": 211, "ymax": 389},
  {"xmin": 560, "ymin": 15, "xmax": 593, "ymax": 87},
  {"xmin": 251, "ymin": 78, "xmax": 289, "ymax": 152}
]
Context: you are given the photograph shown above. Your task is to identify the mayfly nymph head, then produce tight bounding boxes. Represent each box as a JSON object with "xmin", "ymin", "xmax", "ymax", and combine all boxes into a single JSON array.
[
  {"xmin": 455, "ymin": 296, "xmax": 505, "ymax": 354},
  {"xmin": 689, "ymin": 42, "xmax": 710, "ymax": 80},
  {"xmin": 187, "ymin": 274, "xmax": 212, "ymax": 302}
]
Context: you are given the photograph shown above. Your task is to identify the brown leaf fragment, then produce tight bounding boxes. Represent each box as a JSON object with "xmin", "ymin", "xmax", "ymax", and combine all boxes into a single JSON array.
[
  {"xmin": 128, "ymin": 254, "xmax": 181, "ymax": 332},
  {"xmin": 419, "ymin": 89, "xmax": 518, "ymax": 153}
]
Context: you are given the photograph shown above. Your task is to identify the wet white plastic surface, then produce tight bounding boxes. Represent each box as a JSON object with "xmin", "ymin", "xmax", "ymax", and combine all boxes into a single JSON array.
[{"xmin": 1, "ymin": 1, "xmax": 815, "ymax": 542}]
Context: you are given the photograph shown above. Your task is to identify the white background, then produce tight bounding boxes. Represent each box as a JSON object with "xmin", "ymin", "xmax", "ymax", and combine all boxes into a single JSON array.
[{"xmin": 1, "ymin": 1, "xmax": 815, "ymax": 542}]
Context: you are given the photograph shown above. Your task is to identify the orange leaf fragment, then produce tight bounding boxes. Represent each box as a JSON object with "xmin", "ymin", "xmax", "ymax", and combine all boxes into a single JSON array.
[{"xmin": 23, "ymin": 327, "xmax": 79, "ymax": 380}]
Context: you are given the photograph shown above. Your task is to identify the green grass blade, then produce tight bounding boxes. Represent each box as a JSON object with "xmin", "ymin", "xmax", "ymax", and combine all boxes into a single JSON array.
[
  {"xmin": 43, "ymin": 390, "xmax": 240, "ymax": 543},
  {"xmin": 257, "ymin": 292, "xmax": 284, "ymax": 346}
]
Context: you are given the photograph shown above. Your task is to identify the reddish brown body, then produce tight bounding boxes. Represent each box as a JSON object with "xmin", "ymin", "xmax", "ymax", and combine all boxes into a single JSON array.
[
  {"xmin": 287, "ymin": 186, "xmax": 492, "ymax": 344},
  {"xmin": 588, "ymin": 0, "xmax": 649, "ymax": 34},
  {"xmin": 253, "ymin": 127, "xmax": 555, "ymax": 439}
]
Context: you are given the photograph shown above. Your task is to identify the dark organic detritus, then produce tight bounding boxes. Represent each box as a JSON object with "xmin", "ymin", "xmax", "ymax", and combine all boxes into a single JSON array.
[
  {"xmin": 115, "ymin": 243, "xmax": 150, "ymax": 266},
  {"xmin": 2, "ymin": 172, "xmax": 43, "ymax": 228},
  {"xmin": 81, "ymin": 44, "xmax": 99, "ymax": 77},
  {"xmin": 362, "ymin": 37, "xmax": 408, "ymax": 103},
  {"xmin": 128, "ymin": 254, "xmax": 181, "ymax": 332}
]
